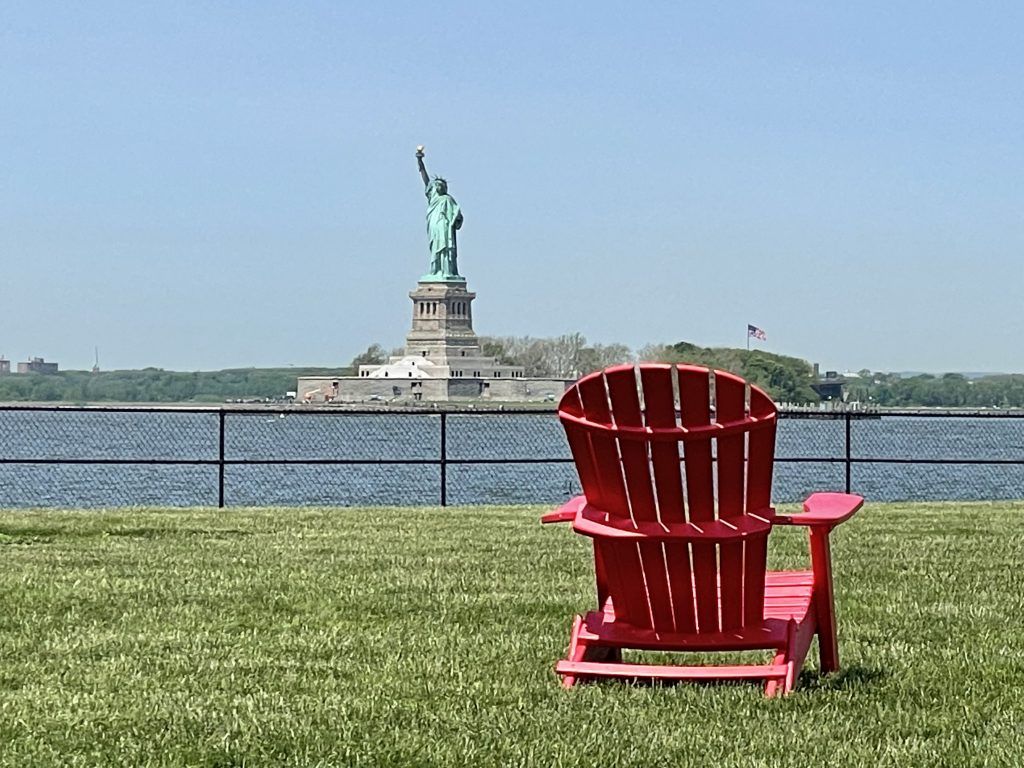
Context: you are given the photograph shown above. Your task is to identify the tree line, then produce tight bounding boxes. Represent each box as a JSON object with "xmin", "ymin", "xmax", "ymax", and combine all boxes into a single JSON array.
[
  {"xmin": 4, "ymin": 342, "xmax": 1021, "ymax": 407},
  {"xmin": 351, "ymin": 335, "xmax": 821, "ymax": 403},
  {"xmin": 846, "ymin": 372, "xmax": 1024, "ymax": 408},
  {"xmin": 0, "ymin": 367, "xmax": 338, "ymax": 403}
]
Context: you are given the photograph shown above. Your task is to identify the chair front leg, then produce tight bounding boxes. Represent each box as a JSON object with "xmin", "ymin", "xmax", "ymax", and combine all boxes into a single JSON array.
[{"xmin": 808, "ymin": 526, "xmax": 839, "ymax": 673}]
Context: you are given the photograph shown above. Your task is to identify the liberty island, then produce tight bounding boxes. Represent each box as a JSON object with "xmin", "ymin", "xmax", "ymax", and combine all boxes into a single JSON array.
[{"xmin": 296, "ymin": 148, "xmax": 572, "ymax": 404}]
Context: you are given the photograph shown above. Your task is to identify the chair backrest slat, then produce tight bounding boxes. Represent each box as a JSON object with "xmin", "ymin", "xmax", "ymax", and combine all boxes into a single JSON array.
[
  {"xmin": 743, "ymin": 388, "xmax": 776, "ymax": 626},
  {"xmin": 576, "ymin": 373, "xmax": 629, "ymax": 519},
  {"xmin": 714, "ymin": 372, "xmax": 747, "ymax": 520},
  {"xmin": 605, "ymin": 365, "xmax": 657, "ymax": 523},
  {"xmin": 714, "ymin": 371, "xmax": 747, "ymax": 631},
  {"xmin": 747, "ymin": 388, "xmax": 776, "ymax": 512},
  {"xmin": 560, "ymin": 387, "xmax": 606, "ymax": 508},
  {"xmin": 677, "ymin": 367, "xmax": 715, "ymax": 523},
  {"xmin": 639, "ymin": 365, "xmax": 686, "ymax": 525}
]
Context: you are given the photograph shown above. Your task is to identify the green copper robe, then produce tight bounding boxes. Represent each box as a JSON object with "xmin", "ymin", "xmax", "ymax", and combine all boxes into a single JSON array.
[{"xmin": 425, "ymin": 180, "xmax": 463, "ymax": 278}]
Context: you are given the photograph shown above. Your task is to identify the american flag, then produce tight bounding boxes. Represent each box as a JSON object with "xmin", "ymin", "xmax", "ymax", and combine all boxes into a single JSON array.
[{"xmin": 747, "ymin": 324, "xmax": 767, "ymax": 341}]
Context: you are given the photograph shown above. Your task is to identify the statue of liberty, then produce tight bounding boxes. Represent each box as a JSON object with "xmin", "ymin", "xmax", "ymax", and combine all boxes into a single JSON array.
[{"xmin": 416, "ymin": 146, "xmax": 464, "ymax": 281}]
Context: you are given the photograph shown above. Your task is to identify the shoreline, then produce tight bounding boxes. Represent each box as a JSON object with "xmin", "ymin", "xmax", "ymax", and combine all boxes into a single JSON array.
[{"xmin": 2, "ymin": 401, "xmax": 1024, "ymax": 416}]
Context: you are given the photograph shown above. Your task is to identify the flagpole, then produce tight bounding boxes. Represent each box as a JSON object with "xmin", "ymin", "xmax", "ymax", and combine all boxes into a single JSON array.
[{"xmin": 746, "ymin": 325, "xmax": 750, "ymax": 352}]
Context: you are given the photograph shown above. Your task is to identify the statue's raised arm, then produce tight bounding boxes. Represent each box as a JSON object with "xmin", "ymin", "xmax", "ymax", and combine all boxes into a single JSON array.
[{"xmin": 416, "ymin": 145, "xmax": 429, "ymax": 189}]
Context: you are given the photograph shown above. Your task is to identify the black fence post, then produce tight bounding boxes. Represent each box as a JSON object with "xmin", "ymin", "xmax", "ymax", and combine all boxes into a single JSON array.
[
  {"xmin": 218, "ymin": 410, "xmax": 226, "ymax": 508},
  {"xmin": 440, "ymin": 412, "xmax": 448, "ymax": 507},
  {"xmin": 844, "ymin": 412, "xmax": 852, "ymax": 494}
]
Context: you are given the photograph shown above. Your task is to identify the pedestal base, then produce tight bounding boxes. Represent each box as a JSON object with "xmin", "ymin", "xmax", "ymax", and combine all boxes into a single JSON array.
[
  {"xmin": 407, "ymin": 280, "xmax": 478, "ymax": 359},
  {"xmin": 419, "ymin": 273, "xmax": 466, "ymax": 283}
]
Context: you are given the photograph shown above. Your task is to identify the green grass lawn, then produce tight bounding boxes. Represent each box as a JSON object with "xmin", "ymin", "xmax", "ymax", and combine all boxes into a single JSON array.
[{"xmin": 1, "ymin": 502, "xmax": 1023, "ymax": 767}]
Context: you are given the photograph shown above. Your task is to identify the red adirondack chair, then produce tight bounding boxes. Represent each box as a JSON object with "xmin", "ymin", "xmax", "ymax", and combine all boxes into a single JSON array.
[{"xmin": 542, "ymin": 364, "xmax": 863, "ymax": 696}]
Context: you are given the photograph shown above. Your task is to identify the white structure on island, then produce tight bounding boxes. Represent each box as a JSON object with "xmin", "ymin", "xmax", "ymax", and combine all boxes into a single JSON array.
[{"xmin": 297, "ymin": 279, "xmax": 572, "ymax": 404}]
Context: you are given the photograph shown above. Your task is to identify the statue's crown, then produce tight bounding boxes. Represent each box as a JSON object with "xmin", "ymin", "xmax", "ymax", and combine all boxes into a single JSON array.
[{"xmin": 432, "ymin": 175, "xmax": 447, "ymax": 184}]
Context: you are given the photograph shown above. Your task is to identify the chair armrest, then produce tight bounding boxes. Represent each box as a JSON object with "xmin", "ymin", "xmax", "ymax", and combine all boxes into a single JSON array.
[
  {"xmin": 774, "ymin": 492, "xmax": 863, "ymax": 528},
  {"xmin": 541, "ymin": 495, "xmax": 587, "ymax": 524}
]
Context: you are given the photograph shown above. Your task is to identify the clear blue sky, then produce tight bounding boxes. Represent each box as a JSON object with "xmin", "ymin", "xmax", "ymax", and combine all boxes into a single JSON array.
[{"xmin": 2, "ymin": 2, "xmax": 1021, "ymax": 373}]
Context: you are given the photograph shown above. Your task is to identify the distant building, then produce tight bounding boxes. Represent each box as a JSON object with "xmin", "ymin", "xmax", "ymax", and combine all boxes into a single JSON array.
[
  {"xmin": 810, "ymin": 363, "xmax": 846, "ymax": 401},
  {"xmin": 17, "ymin": 357, "xmax": 59, "ymax": 374},
  {"xmin": 0, "ymin": 357, "xmax": 10, "ymax": 375}
]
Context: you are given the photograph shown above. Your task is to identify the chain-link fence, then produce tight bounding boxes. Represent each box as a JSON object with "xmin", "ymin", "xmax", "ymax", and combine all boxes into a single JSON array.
[{"xmin": 2, "ymin": 406, "xmax": 1023, "ymax": 508}]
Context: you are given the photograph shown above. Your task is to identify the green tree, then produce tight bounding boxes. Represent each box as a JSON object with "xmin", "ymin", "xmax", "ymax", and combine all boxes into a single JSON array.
[
  {"xmin": 648, "ymin": 342, "xmax": 820, "ymax": 403},
  {"xmin": 349, "ymin": 344, "xmax": 387, "ymax": 369}
]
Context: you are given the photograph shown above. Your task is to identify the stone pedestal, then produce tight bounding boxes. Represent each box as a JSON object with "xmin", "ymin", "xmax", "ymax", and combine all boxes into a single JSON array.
[{"xmin": 406, "ymin": 280, "xmax": 480, "ymax": 360}]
